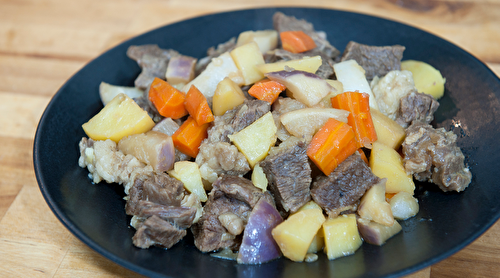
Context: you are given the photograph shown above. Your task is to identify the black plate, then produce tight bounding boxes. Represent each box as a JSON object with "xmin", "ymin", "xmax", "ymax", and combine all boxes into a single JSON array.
[{"xmin": 33, "ymin": 7, "xmax": 500, "ymax": 278}]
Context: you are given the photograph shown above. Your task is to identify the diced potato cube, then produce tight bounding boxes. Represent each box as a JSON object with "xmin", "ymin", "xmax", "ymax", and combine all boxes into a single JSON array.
[
  {"xmin": 357, "ymin": 180, "xmax": 394, "ymax": 226},
  {"xmin": 272, "ymin": 208, "xmax": 325, "ymax": 262},
  {"xmin": 256, "ymin": 56, "xmax": 322, "ymax": 74},
  {"xmin": 251, "ymin": 163, "xmax": 268, "ymax": 192},
  {"xmin": 168, "ymin": 161, "xmax": 207, "ymax": 202},
  {"xmin": 401, "ymin": 60, "xmax": 446, "ymax": 99},
  {"xmin": 357, "ymin": 217, "xmax": 402, "ymax": 246},
  {"xmin": 389, "ymin": 191, "xmax": 419, "ymax": 220},
  {"xmin": 183, "ymin": 52, "xmax": 243, "ymax": 98},
  {"xmin": 370, "ymin": 142, "xmax": 415, "ymax": 194},
  {"xmin": 323, "ymin": 214, "xmax": 362, "ymax": 260},
  {"xmin": 236, "ymin": 30, "xmax": 278, "ymax": 54},
  {"xmin": 333, "ymin": 59, "xmax": 379, "ymax": 110},
  {"xmin": 296, "ymin": 200, "xmax": 322, "ymax": 212},
  {"xmin": 212, "ymin": 77, "xmax": 246, "ymax": 116},
  {"xmin": 230, "ymin": 42, "xmax": 265, "ymax": 85},
  {"xmin": 294, "ymin": 201, "xmax": 325, "ymax": 253},
  {"xmin": 228, "ymin": 112, "xmax": 277, "ymax": 167},
  {"xmin": 82, "ymin": 93, "xmax": 155, "ymax": 142},
  {"xmin": 371, "ymin": 108, "xmax": 405, "ymax": 149}
]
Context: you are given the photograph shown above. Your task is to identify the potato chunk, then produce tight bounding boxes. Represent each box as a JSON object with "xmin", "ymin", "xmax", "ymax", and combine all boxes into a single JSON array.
[
  {"xmin": 357, "ymin": 179, "xmax": 394, "ymax": 226},
  {"xmin": 168, "ymin": 161, "xmax": 207, "ymax": 202},
  {"xmin": 230, "ymin": 42, "xmax": 265, "ymax": 85},
  {"xmin": 212, "ymin": 77, "xmax": 246, "ymax": 116},
  {"xmin": 370, "ymin": 142, "xmax": 415, "ymax": 194},
  {"xmin": 357, "ymin": 217, "xmax": 402, "ymax": 246},
  {"xmin": 82, "ymin": 93, "xmax": 155, "ymax": 142},
  {"xmin": 295, "ymin": 201, "xmax": 325, "ymax": 253},
  {"xmin": 401, "ymin": 60, "xmax": 445, "ymax": 99},
  {"xmin": 251, "ymin": 163, "xmax": 268, "ymax": 192},
  {"xmin": 371, "ymin": 108, "xmax": 405, "ymax": 149},
  {"xmin": 256, "ymin": 56, "xmax": 322, "ymax": 74},
  {"xmin": 228, "ymin": 112, "xmax": 277, "ymax": 167},
  {"xmin": 390, "ymin": 191, "xmax": 419, "ymax": 220},
  {"xmin": 236, "ymin": 30, "xmax": 278, "ymax": 54},
  {"xmin": 272, "ymin": 208, "xmax": 325, "ymax": 262},
  {"xmin": 323, "ymin": 214, "xmax": 362, "ymax": 260}
]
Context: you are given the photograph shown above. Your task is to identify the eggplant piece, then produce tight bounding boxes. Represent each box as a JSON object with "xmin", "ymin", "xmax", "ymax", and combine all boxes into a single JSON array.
[
  {"xmin": 118, "ymin": 131, "xmax": 175, "ymax": 172},
  {"xmin": 166, "ymin": 55, "xmax": 197, "ymax": 86},
  {"xmin": 265, "ymin": 70, "xmax": 332, "ymax": 107},
  {"xmin": 237, "ymin": 198, "xmax": 283, "ymax": 264},
  {"xmin": 357, "ymin": 217, "xmax": 402, "ymax": 246}
]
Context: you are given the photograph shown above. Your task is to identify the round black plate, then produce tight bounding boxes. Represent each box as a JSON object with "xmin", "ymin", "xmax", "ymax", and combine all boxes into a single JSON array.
[{"xmin": 33, "ymin": 7, "xmax": 500, "ymax": 278}]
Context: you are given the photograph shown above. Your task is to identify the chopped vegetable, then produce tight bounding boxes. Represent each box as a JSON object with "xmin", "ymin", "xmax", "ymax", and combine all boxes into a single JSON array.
[
  {"xmin": 236, "ymin": 30, "xmax": 279, "ymax": 54},
  {"xmin": 307, "ymin": 118, "xmax": 358, "ymax": 176},
  {"xmin": 172, "ymin": 116, "xmax": 209, "ymax": 158},
  {"xmin": 370, "ymin": 108, "xmax": 405, "ymax": 149},
  {"xmin": 165, "ymin": 55, "xmax": 197, "ymax": 87},
  {"xmin": 185, "ymin": 85, "xmax": 215, "ymax": 125},
  {"xmin": 248, "ymin": 79, "xmax": 286, "ymax": 104},
  {"xmin": 212, "ymin": 77, "xmax": 247, "ymax": 116},
  {"xmin": 230, "ymin": 41, "xmax": 265, "ymax": 85},
  {"xmin": 99, "ymin": 82, "xmax": 143, "ymax": 105},
  {"xmin": 280, "ymin": 31, "xmax": 317, "ymax": 53},
  {"xmin": 331, "ymin": 91, "xmax": 378, "ymax": 148},
  {"xmin": 82, "ymin": 93, "xmax": 155, "ymax": 142},
  {"xmin": 279, "ymin": 108, "xmax": 349, "ymax": 140},
  {"xmin": 168, "ymin": 161, "xmax": 208, "ymax": 202},
  {"xmin": 148, "ymin": 77, "xmax": 188, "ymax": 119},
  {"xmin": 322, "ymin": 214, "xmax": 362, "ymax": 260},
  {"xmin": 357, "ymin": 217, "xmax": 402, "ymax": 246},
  {"xmin": 389, "ymin": 192, "xmax": 419, "ymax": 220},
  {"xmin": 357, "ymin": 179, "xmax": 394, "ymax": 226},
  {"xmin": 256, "ymin": 56, "xmax": 322, "ymax": 74},
  {"xmin": 251, "ymin": 163, "xmax": 268, "ymax": 192},
  {"xmin": 401, "ymin": 60, "xmax": 446, "ymax": 99}
]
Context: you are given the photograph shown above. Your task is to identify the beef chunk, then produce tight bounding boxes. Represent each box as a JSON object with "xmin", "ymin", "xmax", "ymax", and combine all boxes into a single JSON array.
[
  {"xmin": 273, "ymin": 12, "xmax": 340, "ymax": 59},
  {"xmin": 311, "ymin": 153, "xmax": 380, "ymax": 217},
  {"xmin": 126, "ymin": 172, "xmax": 185, "ymax": 215},
  {"xmin": 133, "ymin": 215, "xmax": 187, "ymax": 249},
  {"xmin": 260, "ymin": 139, "xmax": 311, "ymax": 214},
  {"xmin": 396, "ymin": 91, "xmax": 440, "ymax": 128},
  {"xmin": 191, "ymin": 175, "xmax": 274, "ymax": 252},
  {"xmin": 127, "ymin": 44, "xmax": 179, "ymax": 89},
  {"xmin": 341, "ymin": 41, "xmax": 405, "ymax": 80},
  {"xmin": 134, "ymin": 200, "xmax": 196, "ymax": 229},
  {"xmin": 402, "ymin": 122, "xmax": 472, "ymax": 192}
]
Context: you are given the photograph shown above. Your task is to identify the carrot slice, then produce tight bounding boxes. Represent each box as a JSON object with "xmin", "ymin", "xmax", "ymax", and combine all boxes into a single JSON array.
[
  {"xmin": 248, "ymin": 79, "xmax": 286, "ymax": 103},
  {"xmin": 331, "ymin": 91, "xmax": 378, "ymax": 148},
  {"xmin": 280, "ymin": 31, "xmax": 317, "ymax": 53},
  {"xmin": 185, "ymin": 85, "xmax": 215, "ymax": 125},
  {"xmin": 148, "ymin": 77, "xmax": 188, "ymax": 119},
  {"xmin": 307, "ymin": 118, "xmax": 358, "ymax": 176},
  {"xmin": 172, "ymin": 116, "xmax": 208, "ymax": 158}
]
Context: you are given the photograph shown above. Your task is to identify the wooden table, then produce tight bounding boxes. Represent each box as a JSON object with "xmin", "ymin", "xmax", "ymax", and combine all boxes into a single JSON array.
[{"xmin": 1, "ymin": 0, "xmax": 499, "ymax": 277}]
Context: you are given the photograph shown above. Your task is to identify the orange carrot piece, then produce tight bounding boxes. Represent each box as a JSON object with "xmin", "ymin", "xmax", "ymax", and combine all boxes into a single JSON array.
[
  {"xmin": 248, "ymin": 79, "xmax": 286, "ymax": 103},
  {"xmin": 280, "ymin": 31, "xmax": 317, "ymax": 53},
  {"xmin": 148, "ymin": 77, "xmax": 188, "ymax": 119},
  {"xmin": 307, "ymin": 118, "xmax": 358, "ymax": 176},
  {"xmin": 185, "ymin": 85, "xmax": 214, "ymax": 125},
  {"xmin": 331, "ymin": 91, "xmax": 378, "ymax": 148},
  {"xmin": 172, "ymin": 116, "xmax": 208, "ymax": 158}
]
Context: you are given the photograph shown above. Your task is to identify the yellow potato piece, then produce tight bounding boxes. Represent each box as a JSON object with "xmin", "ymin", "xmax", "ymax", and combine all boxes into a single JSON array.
[
  {"xmin": 251, "ymin": 163, "xmax": 268, "ymax": 192},
  {"xmin": 272, "ymin": 208, "xmax": 325, "ymax": 262},
  {"xmin": 168, "ymin": 161, "xmax": 207, "ymax": 202},
  {"xmin": 82, "ymin": 93, "xmax": 154, "ymax": 142},
  {"xmin": 212, "ymin": 77, "xmax": 246, "ymax": 116},
  {"xmin": 228, "ymin": 112, "xmax": 277, "ymax": 168},
  {"xmin": 401, "ymin": 60, "xmax": 446, "ymax": 99},
  {"xmin": 230, "ymin": 42, "xmax": 265, "ymax": 85},
  {"xmin": 371, "ymin": 108, "xmax": 406, "ymax": 149},
  {"xmin": 323, "ymin": 214, "xmax": 362, "ymax": 260},
  {"xmin": 256, "ymin": 56, "xmax": 322, "ymax": 74},
  {"xmin": 370, "ymin": 142, "xmax": 415, "ymax": 194}
]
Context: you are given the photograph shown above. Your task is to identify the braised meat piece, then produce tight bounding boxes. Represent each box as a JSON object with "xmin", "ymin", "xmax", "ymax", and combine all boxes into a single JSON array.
[
  {"xmin": 273, "ymin": 12, "xmax": 340, "ymax": 59},
  {"xmin": 402, "ymin": 122, "xmax": 472, "ymax": 192},
  {"xmin": 127, "ymin": 44, "xmax": 179, "ymax": 89},
  {"xmin": 396, "ymin": 91, "xmax": 440, "ymax": 128},
  {"xmin": 134, "ymin": 200, "xmax": 197, "ymax": 229},
  {"xmin": 126, "ymin": 172, "xmax": 185, "ymax": 215},
  {"xmin": 311, "ymin": 153, "xmax": 380, "ymax": 217},
  {"xmin": 191, "ymin": 175, "xmax": 274, "ymax": 252},
  {"xmin": 260, "ymin": 139, "xmax": 311, "ymax": 215},
  {"xmin": 133, "ymin": 215, "xmax": 187, "ymax": 249},
  {"xmin": 340, "ymin": 41, "xmax": 405, "ymax": 80}
]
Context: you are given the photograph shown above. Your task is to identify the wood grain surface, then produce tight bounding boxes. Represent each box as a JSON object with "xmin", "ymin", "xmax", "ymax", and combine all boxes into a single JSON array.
[{"xmin": 1, "ymin": 0, "xmax": 499, "ymax": 277}]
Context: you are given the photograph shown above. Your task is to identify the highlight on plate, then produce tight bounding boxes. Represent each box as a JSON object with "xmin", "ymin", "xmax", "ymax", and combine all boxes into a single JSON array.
[{"xmin": 77, "ymin": 12, "xmax": 471, "ymax": 264}]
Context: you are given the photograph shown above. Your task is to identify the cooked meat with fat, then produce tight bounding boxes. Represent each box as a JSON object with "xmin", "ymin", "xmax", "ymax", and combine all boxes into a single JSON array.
[
  {"xmin": 396, "ymin": 91, "xmax": 440, "ymax": 128},
  {"xmin": 371, "ymin": 70, "xmax": 417, "ymax": 120},
  {"xmin": 134, "ymin": 200, "xmax": 197, "ymax": 229},
  {"xmin": 402, "ymin": 121, "xmax": 472, "ymax": 192},
  {"xmin": 132, "ymin": 215, "xmax": 187, "ymax": 249},
  {"xmin": 341, "ymin": 41, "xmax": 405, "ymax": 80},
  {"xmin": 127, "ymin": 44, "xmax": 179, "ymax": 89},
  {"xmin": 191, "ymin": 175, "xmax": 274, "ymax": 252},
  {"xmin": 311, "ymin": 152, "xmax": 380, "ymax": 217},
  {"xmin": 260, "ymin": 138, "xmax": 311, "ymax": 215}
]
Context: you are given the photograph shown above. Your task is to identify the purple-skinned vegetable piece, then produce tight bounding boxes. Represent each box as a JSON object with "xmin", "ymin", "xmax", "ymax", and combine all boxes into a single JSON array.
[{"xmin": 237, "ymin": 198, "xmax": 283, "ymax": 264}]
